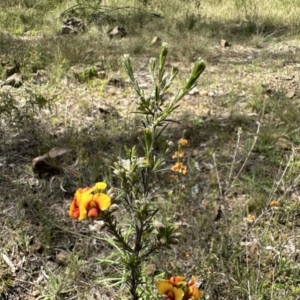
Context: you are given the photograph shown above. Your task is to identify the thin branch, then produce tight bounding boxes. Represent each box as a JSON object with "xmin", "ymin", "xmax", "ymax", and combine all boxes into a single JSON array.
[
  {"xmin": 227, "ymin": 121, "xmax": 261, "ymax": 194},
  {"xmin": 212, "ymin": 153, "xmax": 223, "ymax": 198},
  {"xmin": 225, "ymin": 127, "xmax": 242, "ymax": 193}
]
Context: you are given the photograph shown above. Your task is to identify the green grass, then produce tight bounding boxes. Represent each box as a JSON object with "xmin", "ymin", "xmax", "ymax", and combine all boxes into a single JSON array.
[{"xmin": 1, "ymin": 0, "xmax": 300, "ymax": 299}]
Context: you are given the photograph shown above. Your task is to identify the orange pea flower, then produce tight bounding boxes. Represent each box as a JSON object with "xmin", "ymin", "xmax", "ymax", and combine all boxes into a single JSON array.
[
  {"xmin": 156, "ymin": 279, "xmax": 184, "ymax": 300},
  {"xmin": 246, "ymin": 214, "xmax": 255, "ymax": 224},
  {"xmin": 172, "ymin": 151, "xmax": 185, "ymax": 159},
  {"xmin": 169, "ymin": 276, "xmax": 185, "ymax": 285},
  {"xmin": 157, "ymin": 276, "xmax": 202, "ymax": 300},
  {"xmin": 178, "ymin": 138, "xmax": 188, "ymax": 146},
  {"xmin": 171, "ymin": 162, "xmax": 187, "ymax": 175},
  {"xmin": 69, "ymin": 182, "xmax": 111, "ymax": 220},
  {"xmin": 270, "ymin": 200, "xmax": 278, "ymax": 207}
]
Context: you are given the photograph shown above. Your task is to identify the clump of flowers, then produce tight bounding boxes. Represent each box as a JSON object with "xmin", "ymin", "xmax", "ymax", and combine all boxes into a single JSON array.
[
  {"xmin": 172, "ymin": 151, "xmax": 185, "ymax": 159},
  {"xmin": 69, "ymin": 182, "xmax": 111, "ymax": 220},
  {"xmin": 157, "ymin": 276, "xmax": 203, "ymax": 299},
  {"xmin": 171, "ymin": 138, "xmax": 188, "ymax": 175},
  {"xmin": 171, "ymin": 162, "xmax": 187, "ymax": 174}
]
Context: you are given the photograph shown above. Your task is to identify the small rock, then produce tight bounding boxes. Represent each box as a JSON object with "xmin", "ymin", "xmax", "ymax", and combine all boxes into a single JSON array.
[
  {"xmin": 32, "ymin": 147, "xmax": 73, "ymax": 177},
  {"xmin": 61, "ymin": 26, "xmax": 73, "ymax": 34},
  {"xmin": 32, "ymin": 70, "xmax": 49, "ymax": 85},
  {"xmin": 220, "ymin": 39, "xmax": 230, "ymax": 47},
  {"xmin": 70, "ymin": 64, "xmax": 98, "ymax": 82},
  {"xmin": 202, "ymin": 162, "xmax": 214, "ymax": 170},
  {"xmin": 174, "ymin": 221, "xmax": 190, "ymax": 228},
  {"xmin": 108, "ymin": 26, "xmax": 127, "ymax": 39},
  {"xmin": 32, "ymin": 290, "xmax": 41, "ymax": 297},
  {"xmin": 276, "ymin": 137, "xmax": 293, "ymax": 151},
  {"xmin": 32, "ymin": 241, "xmax": 43, "ymax": 254},
  {"xmin": 0, "ymin": 55, "xmax": 9, "ymax": 66},
  {"xmin": 61, "ymin": 17, "xmax": 85, "ymax": 34},
  {"xmin": 150, "ymin": 36, "xmax": 161, "ymax": 46},
  {"xmin": 188, "ymin": 87, "xmax": 199, "ymax": 95},
  {"xmin": 191, "ymin": 149, "xmax": 201, "ymax": 157},
  {"xmin": 107, "ymin": 73, "xmax": 124, "ymax": 87},
  {"xmin": 98, "ymin": 70, "xmax": 107, "ymax": 79},
  {"xmin": 46, "ymin": 261, "xmax": 59, "ymax": 272},
  {"xmin": 3, "ymin": 73, "xmax": 23, "ymax": 88},
  {"xmin": 276, "ymin": 75, "xmax": 294, "ymax": 81},
  {"xmin": 262, "ymin": 87, "xmax": 273, "ymax": 94},
  {"xmin": 19, "ymin": 273, "xmax": 29, "ymax": 281},
  {"xmin": 99, "ymin": 104, "xmax": 121, "ymax": 120},
  {"xmin": 5, "ymin": 63, "xmax": 20, "ymax": 77},
  {"xmin": 199, "ymin": 90, "xmax": 208, "ymax": 96},
  {"xmin": 89, "ymin": 220, "xmax": 105, "ymax": 232},
  {"xmin": 285, "ymin": 89, "xmax": 296, "ymax": 99},
  {"xmin": 56, "ymin": 251, "xmax": 71, "ymax": 266},
  {"xmin": 139, "ymin": 82, "xmax": 148, "ymax": 88},
  {"xmin": 145, "ymin": 264, "xmax": 157, "ymax": 276},
  {"xmin": 95, "ymin": 61, "xmax": 105, "ymax": 72}
]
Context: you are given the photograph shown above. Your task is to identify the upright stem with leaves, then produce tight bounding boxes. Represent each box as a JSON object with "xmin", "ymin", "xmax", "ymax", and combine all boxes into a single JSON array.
[{"xmin": 103, "ymin": 43, "xmax": 205, "ymax": 299}]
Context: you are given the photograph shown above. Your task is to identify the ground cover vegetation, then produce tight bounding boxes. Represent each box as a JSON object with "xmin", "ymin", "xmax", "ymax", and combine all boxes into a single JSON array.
[{"xmin": 1, "ymin": 0, "xmax": 300, "ymax": 299}]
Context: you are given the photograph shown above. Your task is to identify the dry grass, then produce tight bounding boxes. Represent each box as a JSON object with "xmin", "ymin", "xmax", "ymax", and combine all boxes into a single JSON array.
[{"xmin": 1, "ymin": 0, "xmax": 300, "ymax": 299}]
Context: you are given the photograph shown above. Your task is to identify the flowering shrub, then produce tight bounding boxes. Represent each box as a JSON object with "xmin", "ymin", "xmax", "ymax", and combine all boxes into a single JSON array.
[{"xmin": 68, "ymin": 43, "xmax": 205, "ymax": 299}]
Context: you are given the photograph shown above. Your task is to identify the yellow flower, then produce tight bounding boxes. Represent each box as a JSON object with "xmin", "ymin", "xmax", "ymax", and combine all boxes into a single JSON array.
[
  {"xmin": 270, "ymin": 200, "xmax": 278, "ymax": 207},
  {"xmin": 171, "ymin": 162, "xmax": 187, "ymax": 175},
  {"xmin": 69, "ymin": 182, "xmax": 111, "ymax": 220},
  {"xmin": 156, "ymin": 279, "xmax": 185, "ymax": 300},
  {"xmin": 172, "ymin": 151, "xmax": 185, "ymax": 159},
  {"xmin": 178, "ymin": 138, "xmax": 188, "ymax": 146}
]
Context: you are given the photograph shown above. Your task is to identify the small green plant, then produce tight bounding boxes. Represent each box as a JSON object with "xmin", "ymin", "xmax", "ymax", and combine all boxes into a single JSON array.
[
  {"xmin": 68, "ymin": 43, "xmax": 205, "ymax": 299},
  {"xmin": 74, "ymin": 66, "xmax": 98, "ymax": 83},
  {"xmin": 0, "ymin": 90, "xmax": 52, "ymax": 131}
]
